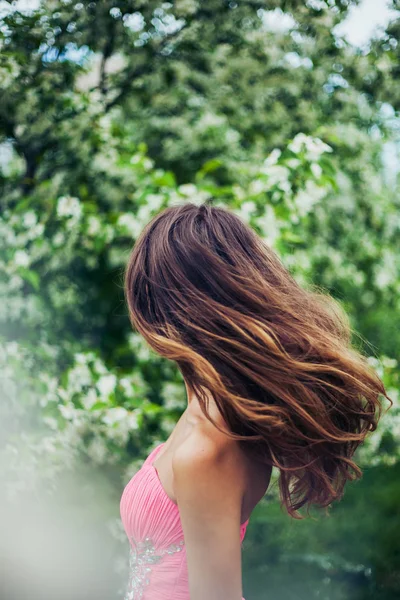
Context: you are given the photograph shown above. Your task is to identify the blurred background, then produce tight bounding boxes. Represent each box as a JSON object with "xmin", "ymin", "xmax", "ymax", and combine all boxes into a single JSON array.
[{"xmin": 0, "ymin": 1, "xmax": 399, "ymax": 599}]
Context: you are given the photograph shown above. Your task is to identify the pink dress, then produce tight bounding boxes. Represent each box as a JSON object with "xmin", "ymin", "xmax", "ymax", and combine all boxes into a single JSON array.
[{"xmin": 120, "ymin": 442, "xmax": 250, "ymax": 600}]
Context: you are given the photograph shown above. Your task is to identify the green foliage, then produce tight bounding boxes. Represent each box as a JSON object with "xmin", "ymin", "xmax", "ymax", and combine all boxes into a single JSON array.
[
  {"xmin": 243, "ymin": 461, "xmax": 400, "ymax": 600},
  {"xmin": 1, "ymin": 1, "xmax": 399, "ymax": 598}
]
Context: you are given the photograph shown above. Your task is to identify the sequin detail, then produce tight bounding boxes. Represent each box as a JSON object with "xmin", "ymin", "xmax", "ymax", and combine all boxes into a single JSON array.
[{"xmin": 124, "ymin": 536, "xmax": 185, "ymax": 600}]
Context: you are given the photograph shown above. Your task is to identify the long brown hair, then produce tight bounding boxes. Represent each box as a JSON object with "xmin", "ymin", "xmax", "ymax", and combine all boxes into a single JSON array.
[{"xmin": 124, "ymin": 202, "xmax": 391, "ymax": 517}]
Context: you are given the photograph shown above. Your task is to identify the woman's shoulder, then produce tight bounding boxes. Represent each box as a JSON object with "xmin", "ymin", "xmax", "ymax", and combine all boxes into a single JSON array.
[{"xmin": 172, "ymin": 417, "xmax": 247, "ymax": 488}]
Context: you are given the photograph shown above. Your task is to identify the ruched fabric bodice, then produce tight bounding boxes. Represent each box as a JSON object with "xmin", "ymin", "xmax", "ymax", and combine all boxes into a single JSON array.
[{"xmin": 120, "ymin": 442, "xmax": 249, "ymax": 600}]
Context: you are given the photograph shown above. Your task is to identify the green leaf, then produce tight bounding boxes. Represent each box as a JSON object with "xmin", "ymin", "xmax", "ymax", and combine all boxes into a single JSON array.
[{"xmin": 17, "ymin": 267, "xmax": 40, "ymax": 291}]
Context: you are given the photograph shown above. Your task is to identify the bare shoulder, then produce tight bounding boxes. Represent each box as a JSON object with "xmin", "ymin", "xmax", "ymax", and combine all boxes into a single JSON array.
[{"xmin": 172, "ymin": 428, "xmax": 247, "ymax": 496}]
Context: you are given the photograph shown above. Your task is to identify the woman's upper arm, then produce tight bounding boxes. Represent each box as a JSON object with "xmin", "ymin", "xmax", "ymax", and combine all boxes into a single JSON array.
[{"xmin": 172, "ymin": 436, "xmax": 246, "ymax": 600}]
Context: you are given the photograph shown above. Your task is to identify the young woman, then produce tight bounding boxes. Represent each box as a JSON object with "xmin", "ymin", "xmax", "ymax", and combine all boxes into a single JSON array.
[{"xmin": 120, "ymin": 202, "xmax": 390, "ymax": 600}]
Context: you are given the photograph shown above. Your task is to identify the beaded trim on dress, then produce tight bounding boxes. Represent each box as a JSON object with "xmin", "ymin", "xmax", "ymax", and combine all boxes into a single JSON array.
[{"xmin": 123, "ymin": 535, "xmax": 185, "ymax": 600}]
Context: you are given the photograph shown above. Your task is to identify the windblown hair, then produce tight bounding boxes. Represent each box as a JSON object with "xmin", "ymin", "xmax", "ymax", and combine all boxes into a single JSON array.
[{"xmin": 124, "ymin": 202, "xmax": 391, "ymax": 517}]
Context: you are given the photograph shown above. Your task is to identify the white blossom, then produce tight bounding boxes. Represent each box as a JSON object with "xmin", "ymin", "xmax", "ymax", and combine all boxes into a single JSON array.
[
  {"xmin": 256, "ymin": 204, "xmax": 281, "ymax": 246},
  {"xmin": 311, "ymin": 162, "xmax": 323, "ymax": 178},
  {"xmin": 81, "ymin": 388, "xmax": 98, "ymax": 410},
  {"xmin": 67, "ymin": 363, "xmax": 92, "ymax": 394},
  {"xmin": 102, "ymin": 406, "xmax": 128, "ymax": 426},
  {"xmin": 127, "ymin": 411, "xmax": 140, "ymax": 430},
  {"xmin": 261, "ymin": 165, "xmax": 291, "ymax": 192},
  {"xmin": 93, "ymin": 358, "xmax": 107, "ymax": 375},
  {"xmin": 143, "ymin": 158, "xmax": 154, "ymax": 170},
  {"xmin": 59, "ymin": 402, "xmax": 76, "ymax": 420},
  {"xmin": 264, "ymin": 148, "xmax": 282, "ymax": 167},
  {"xmin": 288, "ymin": 133, "xmax": 332, "ymax": 160},
  {"xmin": 161, "ymin": 382, "xmax": 187, "ymax": 410},
  {"xmin": 56, "ymin": 195, "xmax": 82, "ymax": 220},
  {"xmin": 4, "ymin": 341, "xmax": 19, "ymax": 357},
  {"xmin": 294, "ymin": 180, "xmax": 327, "ymax": 216},
  {"xmin": 249, "ymin": 179, "xmax": 268, "ymax": 195},
  {"xmin": 146, "ymin": 193, "xmax": 164, "ymax": 212},
  {"xmin": 286, "ymin": 158, "xmax": 301, "ymax": 169},
  {"xmin": 13, "ymin": 249, "xmax": 30, "ymax": 267},
  {"xmin": 123, "ymin": 12, "xmax": 145, "ymax": 31},
  {"xmin": 118, "ymin": 213, "xmax": 142, "ymax": 237},
  {"xmin": 197, "ymin": 112, "xmax": 225, "ymax": 129},
  {"xmin": 52, "ymin": 231, "xmax": 65, "ymax": 247},
  {"xmin": 178, "ymin": 183, "xmax": 198, "ymax": 196},
  {"xmin": 87, "ymin": 215, "xmax": 102, "ymax": 236},
  {"xmin": 75, "ymin": 352, "xmax": 92, "ymax": 365},
  {"xmin": 236, "ymin": 200, "xmax": 257, "ymax": 223},
  {"xmin": 28, "ymin": 222, "xmax": 45, "ymax": 240},
  {"xmin": 22, "ymin": 211, "xmax": 38, "ymax": 228},
  {"xmin": 42, "ymin": 416, "xmax": 59, "ymax": 430},
  {"xmin": 120, "ymin": 377, "xmax": 134, "ymax": 398},
  {"xmin": 87, "ymin": 437, "xmax": 108, "ymax": 464},
  {"xmin": 374, "ymin": 250, "xmax": 398, "ymax": 290},
  {"xmin": 97, "ymin": 373, "xmax": 117, "ymax": 397}
]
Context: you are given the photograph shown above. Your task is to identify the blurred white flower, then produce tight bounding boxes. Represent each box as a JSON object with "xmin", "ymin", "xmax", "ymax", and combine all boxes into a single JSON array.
[
  {"xmin": 146, "ymin": 193, "xmax": 164, "ymax": 212},
  {"xmin": 43, "ymin": 416, "xmax": 58, "ymax": 430},
  {"xmin": 382, "ymin": 357, "xmax": 398, "ymax": 369},
  {"xmin": 56, "ymin": 195, "xmax": 82, "ymax": 220},
  {"xmin": 178, "ymin": 184, "xmax": 198, "ymax": 196},
  {"xmin": 128, "ymin": 333, "xmax": 155, "ymax": 361},
  {"xmin": 120, "ymin": 377, "xmax": 134, "ymax": 398},
  {"xmin": 225, "ymin": 128, "xmax": 240, "ymax": 144},
  {"xmin": 232, "ymin": 185, "xmax": 246, "ymax": 201},
  {"xmin": 175, "ymin": 0, "xmax": 198, "ymax": 16},
  {"xmin": 22, "ymin": 211, "xmax": 37, "ymax": 228},
  {"xmin": 93, "ymin": 358, "xmax": 107, "ymax": 375},
  {"xmin": 249, "ymin": 179, "xmax": 267, "ymax": 195},
  {"xmin": 87, "ymin": 215, "xmax": 102, "ymax": 236},
  {"xmin": 67, "ymin": 363, "xmax": 92, "ymax": 394},
  {"xmin": 264, "ymin": 148, "xmax": 282, "ymax": 166},
  {"xmin": 5, "ymin": 341, "xmax": 19, "ymax": 357},
  {"xmin": 123, "ymin": 12, "xmax": 145, "ymax": 31},
  {"xmin": 161, "ymin": 382, "xmax": 186, "ymax": 410},
  {"xmin": 59, "ymin": 403, "xmax": 76, "ymax": 420},
  {"xmin": 305, "ymin": 138, "xmax": 333, "ymax": 160},
  {"xmin": 256, "ymin": 204, "xmax": 281, "ymax": 246},
  {"xmin": 261, "ymin": 165, "xmax": 291, "ymax": 192},
  {"xmin": 288, "ymin": 133, "xmax": 332, "ymax": 160},
  {"xmin": 97, "ymin": 374, "xmax": 117, "ymax": 397},
  {"xmin": 13, "ymin": 249, "xmax": 30, "ymax": 267},
  {"xmin": 197, "ymin": 112, "xmax": 225, "ymax": 129},
  {"xmin": 75, "ymin": 352, "xmax": 90, "ymax": 365},
  {"xmin": 102, "ymin": 406, "xmax": 128, "ymax": 426},
  {"xmin": 294, "ymin": 180, "xmax": 327, "ymax": 216},
  {"xmin": 81, "ymin": 388, "xmax": 98, "ymax": 410},
  {"xmin": 143, "ymin": 158, "xmax": 154, "ymax": 170},
  {"xmin": 28, "ymin": 222, "xmax": 45, "ymax": 240},
  {"xmin": 286, "ymin": 158, "xmax": 301, "ymax": 169},
  {"xmin": 52, "ymin": 231, "xmax": 65, "ymax": 247},
  {"xmin": 237, "ymin": 201, "xmax": 257, "ymax": 223},
  {"xmin": 87, "ymin": 437, "xmax": 108, "ymax": 464},
  {"xmin": 311, "ymin": 163, "xmax": 323, "ymax": 178},
  {"xmin": 127, "ymin": 411, "xmax": 140, "ymax": 430},
  {"xmin": 117, "ymin": 213, "xmax": 142, "ymax": 237},
  {"xmin": 288, "ymin": 133, "xmax": 309, "ymax": 154},
  {"xmin": 374, "ymin": 250, "xmax": 398, "ymax": 290},
  {"xmin": 40, "ymin": 437, "xmax": 57, "ymax": 454}
]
